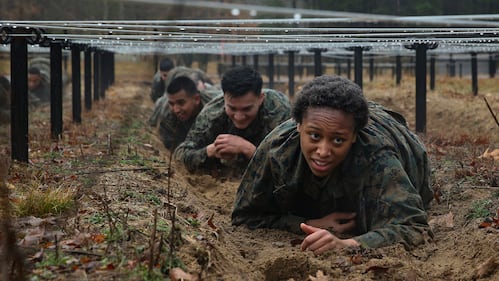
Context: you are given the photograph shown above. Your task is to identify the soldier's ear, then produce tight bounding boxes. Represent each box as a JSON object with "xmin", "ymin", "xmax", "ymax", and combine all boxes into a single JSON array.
[{"xmin": 296, "ymin": 123, "xmax": 301, "ymax": 132}]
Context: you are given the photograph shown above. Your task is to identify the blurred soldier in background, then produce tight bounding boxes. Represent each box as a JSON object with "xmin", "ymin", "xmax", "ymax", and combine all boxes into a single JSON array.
[
  {"xmin": 150, "ymin": 57, "xmax": 175, "ymax": 102},
  {"xmin": 27, "ymin": 56, "xmax": 70, "ymax": 106},
  {"xmin": 148, "ymin": 67, "xmax": 218, "ymax": 127},
  {"xmin": 157, "ymin": 76, "xmax": 221, "ymax": 150},
  {"xmin": 27, "ymin": 66, "xmax": 49, "ymax": 105}
]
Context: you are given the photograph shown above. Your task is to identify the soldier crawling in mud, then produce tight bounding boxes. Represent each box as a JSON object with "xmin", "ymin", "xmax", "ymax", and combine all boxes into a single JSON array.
[
  {"xmin": 156, "ymin": 76, "xmax": 221, "ymax": 150},
  {"xmin": 174, "ymin": 66, "xmax": 292, "ymax": 178},
  {"xmin": 232, "ymin": 75, "xmax": 433, "ymax": 253},
  {"xmin": 150, "ymin": 58, "xmax": 175, "ymax": 103},
  {"xmin": 149, "ymin": 66, "xmax": 218, "ymax": 128},
  {"xmin": 27, "ymin": 66, "xmax": 50, "ymax": 106}
]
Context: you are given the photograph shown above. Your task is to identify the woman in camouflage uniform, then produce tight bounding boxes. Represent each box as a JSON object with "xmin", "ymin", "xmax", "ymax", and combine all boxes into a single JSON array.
[{"xmin": 232, "ymin": 75, "xmax": 433, "ymax": 254}]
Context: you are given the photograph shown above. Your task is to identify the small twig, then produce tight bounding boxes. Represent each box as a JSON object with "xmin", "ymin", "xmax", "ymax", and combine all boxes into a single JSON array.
[
  {"xmin": 55, "ymin": 235, "xmax": 59, "ymax": 261},
  {"xmin": 107, "ymin": 133, "xmax": 113, "ymax": 154},
  {"xmin": 148, "ymin": 208, "xmax": 158, "ymax": 275},
  {"xmin": 76, "ymin": 167, "xmax": 152, "ymax": 175},
  {"xmin": 79, "ymin": 144, "xmax": 85, "ymax": 157},
  {"xmin": 483, "ymin": 97, "xmax": 499, "ymax": 128},
  {"xmin": 155, "ymin": 233, "xmax": 164, "ymax": 266}
]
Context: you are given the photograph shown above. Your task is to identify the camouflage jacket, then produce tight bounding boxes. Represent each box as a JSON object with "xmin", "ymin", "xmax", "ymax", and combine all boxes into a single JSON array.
[
  {"xmin": 158, "ymin": 89, "xmax": 222, "ymax": 150},
  {"xmin": 174, "ymin": 89, "xmax": 291, "ymax": 176},
  {"xmin": 231, "ymin": 102, "xmax": 433, "ymax": 249}
]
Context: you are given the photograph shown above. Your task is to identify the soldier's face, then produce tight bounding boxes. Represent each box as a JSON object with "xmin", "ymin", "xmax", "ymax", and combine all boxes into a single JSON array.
[
  {"xmin": 167, "ymin": 89, "xmax": 201, "ymax": 122},
  {"xmin": 297, "ymin": 107, "xmax": 356, "ymax": 178},
  {"xmin": 224, "ymin": 91, "xmax": 264, "ymax": 129},
  {"xmin": 160, "ymin": 70, "xmax": 169, "ymax": 81},
  {"xmin": 28, "ymin": 74, "xmax": 41, "ymax": 91}
]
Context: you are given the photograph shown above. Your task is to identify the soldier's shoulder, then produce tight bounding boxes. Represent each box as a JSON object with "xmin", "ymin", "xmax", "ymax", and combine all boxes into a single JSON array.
[
  {"xmin": 263, "ymin": 88, "xmax": 290, "ymax": 105},
  {"xmin": 196, "ymin": 95, "xmax": 225, "ymax": 122}
]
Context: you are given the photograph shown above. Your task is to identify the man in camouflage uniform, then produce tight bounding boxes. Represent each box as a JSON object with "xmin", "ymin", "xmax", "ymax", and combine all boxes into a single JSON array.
[
  {"xmin": 27, "ymin": 66, "xmax": 50, "ymax": 105},
  {"xmin": 150, "ymin": 58, "xmax": 175, "ymax": 102},
  {"xmin": 158, "ymin": 76, "xmax": 221, "ymax": 150},
  {"xmin": 232, "ymin": 75, "xmax": 433, "ymax": 253},
  {"xmin": 174, "ymin": 66, "xmax": 291, "ymax": 177},
  {"xmin": 149, "ymin": 66, "xmax": 216, "ymax": 127}
]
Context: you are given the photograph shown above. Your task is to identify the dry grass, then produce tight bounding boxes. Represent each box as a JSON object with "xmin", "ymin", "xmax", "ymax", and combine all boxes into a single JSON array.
[{"xmin": 14, "ymin": 186, "xmax": 75, "ymax": 217}]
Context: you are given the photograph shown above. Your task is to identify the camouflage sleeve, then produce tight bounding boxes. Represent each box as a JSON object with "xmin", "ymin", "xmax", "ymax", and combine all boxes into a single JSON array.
[
  {"xmin": 148, "ymin": 95, "xmax": 169, "ymax": 127},
  {"xmin": 232, "ymin": 121, "xmax": 305, "ymax": 233},
  {"xmin": 354, "ymin": 151, "xmax": 431, "ymax": 248},
  {"xmin": 158, "ymin": 112, "xmax": 178, "ymax": 150},
  {"xmin": 173, "ymin": 124, "xmax": 210, "ymax": 172}
]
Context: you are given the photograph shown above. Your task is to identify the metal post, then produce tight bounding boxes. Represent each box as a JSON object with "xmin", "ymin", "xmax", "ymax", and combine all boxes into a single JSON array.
[
  {"xmin": 110, "ymin": 52, "xmax": 115, "ymax": 84},
  {"xmin": 430, "ymin": 56, "xmax": 435, "ymax": 90},
  {"xmin": 84, "ymin": 48, "xmax": 92, "ymax": 110},
  {"xmin": 396, "ymin": 55, "xmax": 402, "ymax": 86},
  {"xmin": 415, "ymin": 44, "xmax": 428, "ymax": 134},
  {"xmin": 100, "ymin": 52, "xmax": 107, "ymax": 99},
  {"xmin": 489, "ymin": 53, "xmax": 496, "ymax": 78},
  {"xmin": 253, "ymin": 54, "xmax": 259, "ymax": 72},
  {"xmin": 347, "ymin": 58, "xmax": 351, "ymax": 80},
  {"xmin": 71, "ymin": 44, "xmax": 82, "ymax": 123},
  {"xmin": 50, "ymin": 41, "xmax": 63, "ymax": 139},
  {"xmin": 354, "ymin": 47, "xmax": 363, "ymax": 88},
  {"xmin": 10, "ymin": 36, "xmax": 29, "ymax": 162},
  {"xmin": 369, "ymin": 57, "xmax": 374, "ymax": 82},
  {"xmin": 287, "ymin": 51, "xmax": 296, "ymax": 97},
  {"xmin": 449, "ymin": 54, "xmax": 455, "ymax": 77},
  {"xmin": 268, "ymin": 53, "xmax": 274, "ymax": 89},
  {"xmin": 93, "ymin": 50, "xmax": 100, "ymax": 101},
  {"xmin": 309, "ymin": 48, "xmax": 325, "ymax": 77},
  {"xmin": 471, "ymin": 52, "xmax": 478, "ymax": 96}
]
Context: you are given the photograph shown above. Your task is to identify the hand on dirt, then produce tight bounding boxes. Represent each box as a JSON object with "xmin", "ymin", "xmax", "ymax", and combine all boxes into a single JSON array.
[{"xmin": 300, "ymin": 223, "xmax": 360, "ymax": 255}]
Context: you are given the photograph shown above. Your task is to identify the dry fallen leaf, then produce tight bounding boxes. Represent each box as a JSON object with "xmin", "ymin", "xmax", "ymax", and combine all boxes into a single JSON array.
[
  {"xmin": 479, "ymin": 148, "xmax": 499, "ymax": 161},
  {"xmin": 169, "ymin": 267, "xmax": 198, "ymax": 281},
  {"xmin": 428, "ymin": 212, "xmax": 454, "ymax": 229}
]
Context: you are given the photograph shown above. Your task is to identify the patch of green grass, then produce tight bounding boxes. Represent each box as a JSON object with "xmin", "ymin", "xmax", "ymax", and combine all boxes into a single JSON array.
[
  {"xmin": 186, "ymin": 218, "xmax": 200, "ymax": 228},
  {"xmin": 466, "ymin": 199, "xmax": 493, "ymax": 220},
  {"xmin": 103, "ymin": 224, "xmax": 125, "ymax": 242},
  {"xmin": 34, "ymin": 251, "xmax": 73, "ymax": 268},
  {"xmin": 86, "ymin": 212, "xmax": 106, "ymax": 225},
  {"xmin": 119, "ymin": 155, "xmax": 146, "ymax": 166},
  {"xmin": 146, "ymin": 194, "xmax": 162, "ymax": 206},
  {"xmin": 156, "ymin": 219, "xmax": 170, "ymax": 232}
]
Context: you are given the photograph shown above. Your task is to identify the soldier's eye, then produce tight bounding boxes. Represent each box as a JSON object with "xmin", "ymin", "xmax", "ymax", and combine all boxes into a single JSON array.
[{"xmin": 309, "ymin": 133, "xmax": 320, "ymax": 141}]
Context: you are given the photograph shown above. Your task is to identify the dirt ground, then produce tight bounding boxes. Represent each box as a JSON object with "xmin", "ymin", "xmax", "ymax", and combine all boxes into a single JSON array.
[{"xmin": 0, "ymin": 68, "xmax": 498, "ymax": 281}]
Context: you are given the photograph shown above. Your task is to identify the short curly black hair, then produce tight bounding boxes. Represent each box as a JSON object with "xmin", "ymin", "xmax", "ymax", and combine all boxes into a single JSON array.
[
  {"xmin": 292, "ymin": 75, "xmax": 369, "ymax": 133},
  {"xmin": 221, "ymin": 66, "xmax": 262, "ymax": 97}
]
